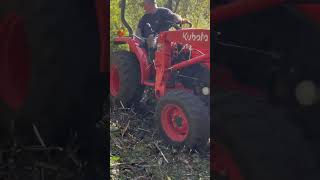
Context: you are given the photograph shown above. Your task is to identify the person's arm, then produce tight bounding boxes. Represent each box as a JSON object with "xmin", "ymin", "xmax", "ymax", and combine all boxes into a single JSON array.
[
  {"xmin": 171, "ymin": 12, "xmax": 182, "ymax": 23},
  {"xmin": 164, "ymin": 8, "xmax": 189, "ymax": 24},
  {"xmin": 136, "ymin": 17, "xmax": 144, "ymax": 37},
  {"xmin": 164, "ymin": 8, "xmax": 182, "ymax": 23}
]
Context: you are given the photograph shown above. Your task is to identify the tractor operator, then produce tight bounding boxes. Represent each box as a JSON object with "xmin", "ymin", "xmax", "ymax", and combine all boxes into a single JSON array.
[
  {"xmin": 136, "ymin": 0, "xmax": 188, "ymax": 38},
  {"xmin": 136, "ymin": 0, "xmax": 189, "ymax": 65}
]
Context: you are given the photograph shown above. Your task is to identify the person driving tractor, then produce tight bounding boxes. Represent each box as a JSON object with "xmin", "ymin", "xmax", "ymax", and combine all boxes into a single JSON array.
[
  {"xmin": 136, "ymin": 0, "xmax": 190, "ymax": 65},
  {"xmin": 136, "ymin": 0, "xmax": 188, "ymax": 38}
]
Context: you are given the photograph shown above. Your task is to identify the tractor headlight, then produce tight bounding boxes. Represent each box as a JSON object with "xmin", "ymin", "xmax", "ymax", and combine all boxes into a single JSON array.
[{"xmin": 202, "ymin": 87, "xmax": 210, "ymax": 95}]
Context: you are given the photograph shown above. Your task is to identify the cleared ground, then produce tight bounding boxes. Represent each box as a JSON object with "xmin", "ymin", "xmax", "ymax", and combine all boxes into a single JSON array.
[{"xmin": 108, "ymin": 102, "xmax": 210, "ymax": 180}]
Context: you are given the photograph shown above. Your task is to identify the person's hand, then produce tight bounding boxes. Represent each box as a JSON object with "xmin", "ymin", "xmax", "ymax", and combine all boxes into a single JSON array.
[
  {"xmin": 181, "ymin": 19, "xmax": 192, "ymax": 28},
  {"xmin": 147, "ymin": 34, "xmax": 157, "ymax": 49},
  {"xmin": 181, "ymin": 19, "xmax": 191, "ymax": 24}
]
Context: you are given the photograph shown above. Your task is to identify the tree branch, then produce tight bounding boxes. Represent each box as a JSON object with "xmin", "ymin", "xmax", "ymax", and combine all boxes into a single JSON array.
[
  {"xmin": 174, "ymin": 0, "xmax": 180, "ymax": 13},
  {"xmin": 166, "ymin": 0, "xmax": 173, "ymax": 10}
]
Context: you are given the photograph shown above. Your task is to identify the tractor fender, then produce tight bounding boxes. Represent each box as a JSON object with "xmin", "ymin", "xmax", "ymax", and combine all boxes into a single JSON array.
[{"xmin": 114, "ymin": 36, "xmax": 151, "ymax": 83}]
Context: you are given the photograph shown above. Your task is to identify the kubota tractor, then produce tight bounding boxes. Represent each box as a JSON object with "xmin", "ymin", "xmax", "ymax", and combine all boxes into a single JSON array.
[
  {"xmin": 110, "ymin": 0, "xmax": 210, "ymax": 149},
  {"xmin": 0, "ymin": 0, "xmax": 107, "ymax": 179},
  {"xmin": 213, "ymin": 0, "xmax": 320, "ymax": 180}
]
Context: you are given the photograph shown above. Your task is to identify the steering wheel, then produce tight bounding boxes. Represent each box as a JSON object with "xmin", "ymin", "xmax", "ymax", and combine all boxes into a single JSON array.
[
  {"xmin": 168, "ymin": 20, "xmax": 192, "ymax": 30},
  {"xmin": 181, "ymin": 21, "xmax": 193, "ymax": 28}
]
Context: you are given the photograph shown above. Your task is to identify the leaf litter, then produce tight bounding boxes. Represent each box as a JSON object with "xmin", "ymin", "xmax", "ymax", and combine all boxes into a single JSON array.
[{"xmin": 107, "ymin": 100, "xmax": 210, "ymax": 180}]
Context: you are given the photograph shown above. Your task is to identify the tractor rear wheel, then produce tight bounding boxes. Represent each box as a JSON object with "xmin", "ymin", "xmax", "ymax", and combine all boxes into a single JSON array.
[
  {"xmin": 155, "ymin": 90, "xmax": 209, "ymax": 149},
  {"xmin": 110, "ymin": 51, "xmax": 144, "ymax": 107},
  {"xmin": 214, "ymin": 90, "xmax": 320, "ymax": 180},
  {"xmin": 0, "ymin": 1, "xmax": 106, "ymax": 179}
]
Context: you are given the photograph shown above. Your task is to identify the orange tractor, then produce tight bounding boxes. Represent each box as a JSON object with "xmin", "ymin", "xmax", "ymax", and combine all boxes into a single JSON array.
[{"xmin": 110, "ymin": 0, "xmax": 210, "ymax": 149}]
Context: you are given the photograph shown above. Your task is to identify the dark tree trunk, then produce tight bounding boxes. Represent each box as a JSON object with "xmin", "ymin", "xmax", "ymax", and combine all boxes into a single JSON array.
[
  {"xmin": 166, "ymin": 0, "xmax": 173, "ymax": 10},
  {"xmin": 174, "ymin": 0, "xmax": 180, "ymax": 12}
]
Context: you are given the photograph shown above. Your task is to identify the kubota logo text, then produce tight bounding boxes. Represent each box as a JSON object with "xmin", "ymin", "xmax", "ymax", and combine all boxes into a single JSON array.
[{"xmin": 182, "ymin": 32, "xmax": 209, "ymax": 42}]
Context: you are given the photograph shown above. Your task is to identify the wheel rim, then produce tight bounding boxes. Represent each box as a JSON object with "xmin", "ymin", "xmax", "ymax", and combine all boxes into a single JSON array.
[
  {"xmin": 110, "ymin": 64, "xmax": 120, "ymax": 97},
  {"xmin": 213, "ymin": 142, "xmax": 244, "ymax": 180},
  {"xmin": 161, "ymin": 104, "xmax": 189, "ymax": 142}
]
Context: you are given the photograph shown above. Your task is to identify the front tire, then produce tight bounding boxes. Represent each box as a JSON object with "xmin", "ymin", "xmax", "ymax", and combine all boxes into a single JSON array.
[{"xmin": 155, "ymin": 90, "xmax": 209, "ymax": 149}]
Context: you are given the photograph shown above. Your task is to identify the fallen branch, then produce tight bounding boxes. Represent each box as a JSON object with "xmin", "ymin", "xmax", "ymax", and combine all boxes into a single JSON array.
[
  {"xmin": 137, "ymin": 128, "xmax": 151, "ymax": 133},
  {"xmin": 154, "ymin": 142, "xmax": 169, "ymax": 163},
  {"xmin": 122, "ymin": 120, "xmax": 130, "ymax": 138},
  {"xmin": 110, "ymin": 162, "xmax": 127, "ymax": 167}
]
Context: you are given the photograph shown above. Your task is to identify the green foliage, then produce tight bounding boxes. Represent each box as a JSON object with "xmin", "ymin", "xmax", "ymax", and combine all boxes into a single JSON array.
[
  {"xmin": 110, "ymin": 0, "xmax": 210, "ymax": 51},
  {"xmin": 110, "ymin": 155, "xmax": 121, "ymax": 165}
]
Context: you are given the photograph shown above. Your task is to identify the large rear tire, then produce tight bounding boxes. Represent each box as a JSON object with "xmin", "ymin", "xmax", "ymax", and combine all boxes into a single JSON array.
[{"xmin": 110, "ymin": 51, "xmax": 144, "ymax": 107}]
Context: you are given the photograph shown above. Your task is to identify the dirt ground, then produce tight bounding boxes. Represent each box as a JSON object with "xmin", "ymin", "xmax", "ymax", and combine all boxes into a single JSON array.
[{"xmin": 108, "ymin": 101, "xmax": 210, "ymax": 180}]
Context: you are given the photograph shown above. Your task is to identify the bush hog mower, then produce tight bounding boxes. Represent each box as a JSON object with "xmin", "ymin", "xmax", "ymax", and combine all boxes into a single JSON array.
[
  {"xmin": 0, "ymin": 0, "xmax": 107, "ymax": 179},
  {"xmin": 213, "ymin": 0, "xmax": 320, "ymax": 180},
  {"xmin": 110, "ymin": 0, "xmax": 210, "ymax": 149}
]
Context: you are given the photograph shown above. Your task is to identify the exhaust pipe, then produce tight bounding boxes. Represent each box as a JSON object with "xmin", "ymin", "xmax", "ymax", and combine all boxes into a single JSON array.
[{"xmin": 119, "ymin": 0, "xmax": 133, "ymax": 36}]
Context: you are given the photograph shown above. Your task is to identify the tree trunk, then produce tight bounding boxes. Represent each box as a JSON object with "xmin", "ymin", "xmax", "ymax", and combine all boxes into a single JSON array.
[
  {"xmin": 174, "ymin": 0, "xmax": 180, "ymax": 12},
  {"xmin": 166, "ymin": 0, "xmax": 173, "ymax": 10}
]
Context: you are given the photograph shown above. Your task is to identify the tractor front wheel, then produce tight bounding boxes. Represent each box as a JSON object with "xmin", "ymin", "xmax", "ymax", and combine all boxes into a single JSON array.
[{"xmin": 155, "ymin": 90, "xmax": 209, "ymax": 149}]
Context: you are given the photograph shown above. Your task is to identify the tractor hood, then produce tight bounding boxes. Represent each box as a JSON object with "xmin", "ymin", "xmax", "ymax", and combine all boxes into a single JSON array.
[{"xmin": 161, "ymin": 29, "xmax": 210, "ymax": 51}]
